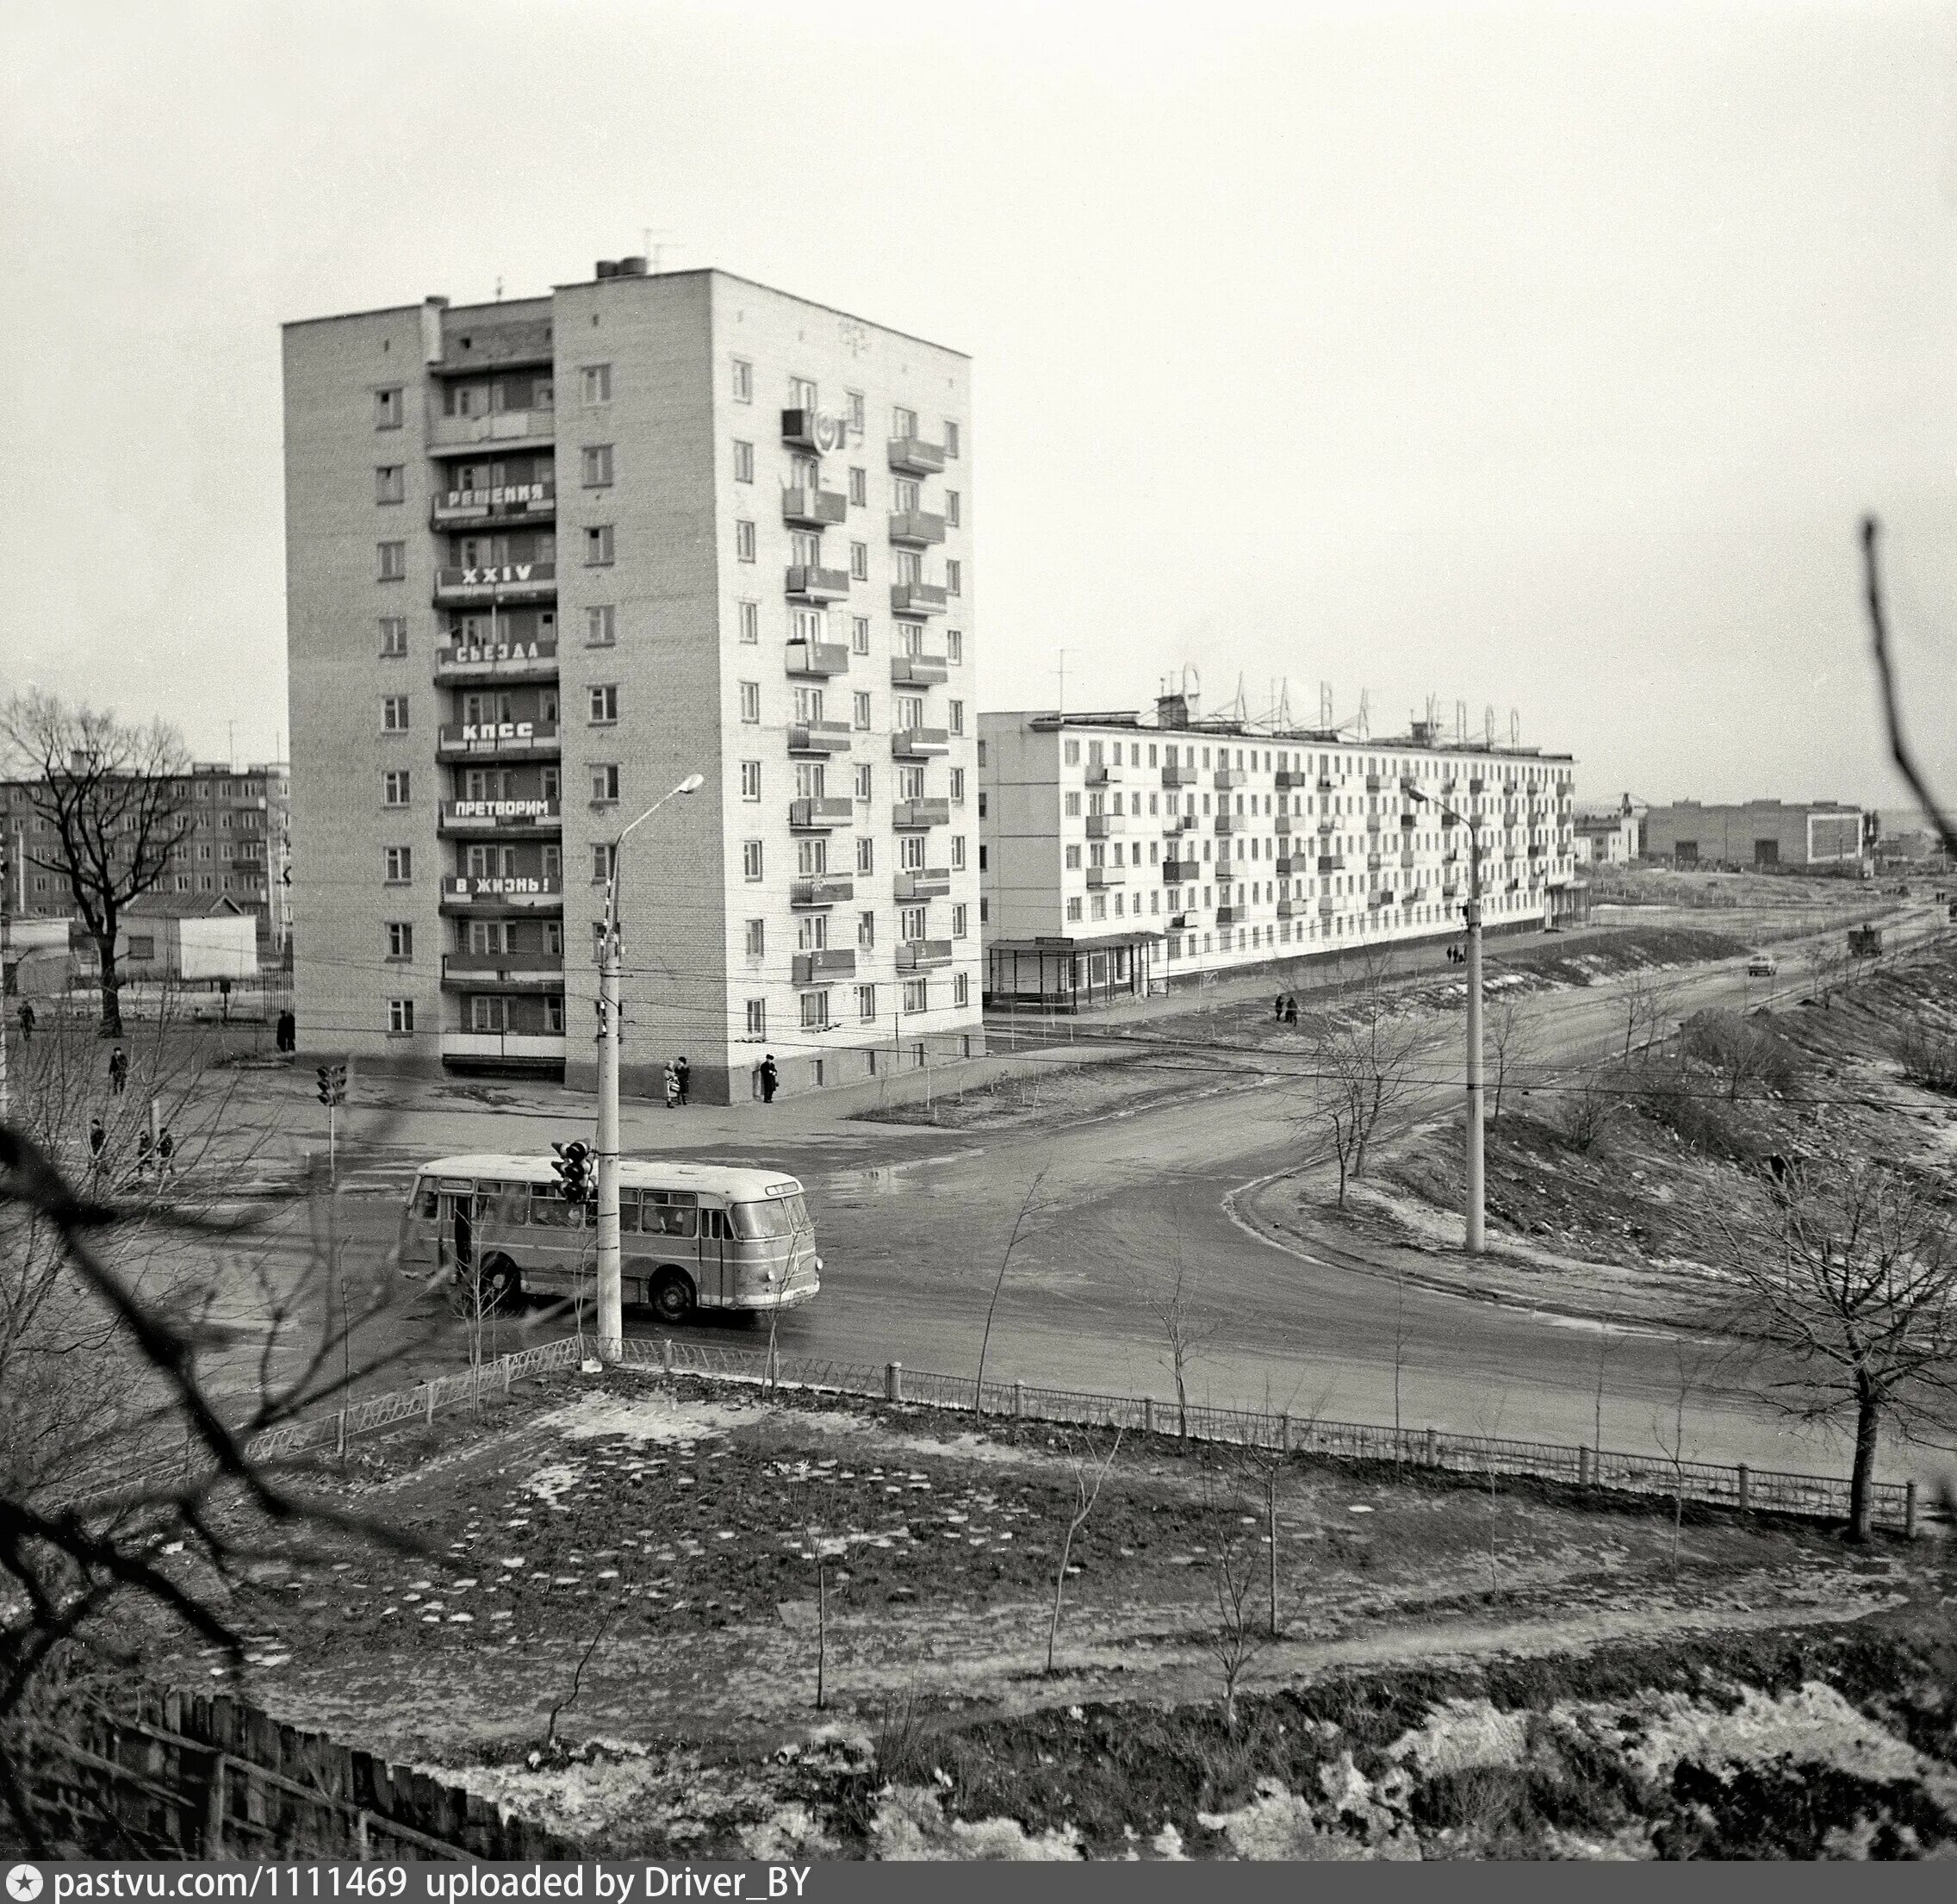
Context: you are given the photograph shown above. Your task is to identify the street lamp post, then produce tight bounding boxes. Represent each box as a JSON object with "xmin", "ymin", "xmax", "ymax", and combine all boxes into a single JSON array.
[
  {"xmin": 1410, "ymin": 783, "xmax": 1487, "ymax": 1255},
  {"xmin": 596, "ymin": 772, "xmax": 703, "ymax": 1355}
]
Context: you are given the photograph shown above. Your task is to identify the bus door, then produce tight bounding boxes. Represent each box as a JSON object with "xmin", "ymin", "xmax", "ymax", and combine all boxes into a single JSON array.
[
  {"xmin": 699, "ymin": 1205, "xmax": 735, "ymax": 1306},
  {"xmin": 434, "ymin": 1181, "xmax": 475, "ymax": 1279}
]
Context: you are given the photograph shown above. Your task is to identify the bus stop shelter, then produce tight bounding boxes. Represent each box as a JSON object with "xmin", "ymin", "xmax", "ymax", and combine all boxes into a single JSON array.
[{"xmin": 984, "ymin": 931, "xmax": 1163, "ymax": 1012}]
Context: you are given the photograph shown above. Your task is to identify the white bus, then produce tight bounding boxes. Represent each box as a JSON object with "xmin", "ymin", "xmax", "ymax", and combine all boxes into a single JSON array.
[{"xmin": 397, "ymin": 1152, "xmax": 822, "ymax": 1325}]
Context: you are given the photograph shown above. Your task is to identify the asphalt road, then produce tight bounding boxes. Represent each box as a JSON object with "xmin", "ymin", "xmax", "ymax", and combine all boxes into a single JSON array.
[{"xmin": 221, "ymin": 910, "xmax": 1951, "ymax": 1491}]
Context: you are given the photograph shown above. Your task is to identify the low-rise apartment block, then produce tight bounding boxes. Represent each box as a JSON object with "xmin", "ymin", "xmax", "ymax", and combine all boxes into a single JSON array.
[
  {"xmin": 283, "ymin": 263, "xmax": 982, "ymax": 1104},
  {"xmin": 979, "ymin": 697, "xmax": 1580, "ymax": 1007}
]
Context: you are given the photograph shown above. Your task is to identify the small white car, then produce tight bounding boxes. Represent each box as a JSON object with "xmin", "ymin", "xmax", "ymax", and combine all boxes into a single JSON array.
[{"xmin": 1746, "ymin": 955, "xmax": 1778, "ymax": 978}]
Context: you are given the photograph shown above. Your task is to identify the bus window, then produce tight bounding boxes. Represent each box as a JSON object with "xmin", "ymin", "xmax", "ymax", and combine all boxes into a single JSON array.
[
  {"xmin": 642, "ymin": 1192, "xmax": 697, "ymax": 1239},
  {"xmin": 618, "ymin": 1190, "xmax": 640, "ymax": 1234},
  {"xmin": 700, "ymin": 1209, "xmax": 731, "ymax": 1241},
  {"xmin": 531, "ymin": 1190, "xmax": 585, "ymax": 1229},
  {"xmin": 490, "ymin": 1182, "xmax": 529, "ymax": 1224},
  {"xmin": 731, "ymin": 1195, "xmax": 810, "ymax": 1240},
  {"xmin": 413, "ymin": 1179, "xmax": 438, "ymax": 1220}
]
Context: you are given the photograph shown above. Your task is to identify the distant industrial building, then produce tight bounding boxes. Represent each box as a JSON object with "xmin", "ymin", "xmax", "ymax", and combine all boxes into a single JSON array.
[
  {"xmin": 1641, "ymin": 800, "xmax": 1870, "ymax": 871},
  {"xmin": 1573, "ymin": 798, "xmax": 1642, "ymax": 867},
  {"xmin": 979, "ymin": 693, "xmax": 1581, "ymax": 1009}
]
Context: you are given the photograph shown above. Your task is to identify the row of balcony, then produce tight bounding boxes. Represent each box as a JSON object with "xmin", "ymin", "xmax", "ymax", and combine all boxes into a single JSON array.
[
  {"xmin": 434, "ymin": 638, "xmax": 558, "ymax": 684},
  {"xmin": 780, "ymin": 411, "xmax": 948, "ymax": 478},
  {"xmin": 783, "ymin": 644, "xmax": 950, "ymax": 682},
  {"xmin": 434, "ymin": 563, "xmax": 556, "ymax": 607},
  {"xmin": 432, "ymin": 481, "xmax": 555, "ymax": 530},
  {"xmin": 785, "ymin": 568, "xmax": 950, "ymax": 618}
]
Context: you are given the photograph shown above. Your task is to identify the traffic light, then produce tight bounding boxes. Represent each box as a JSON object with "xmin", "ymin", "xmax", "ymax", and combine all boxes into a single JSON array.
[
  {"xmin": 551, "ymin": 1138, "xmax": 593, "ymax": 1202},
  {"xmin": 316, "ymin": 1062, "xmax": 347, "ymax": 1107}
]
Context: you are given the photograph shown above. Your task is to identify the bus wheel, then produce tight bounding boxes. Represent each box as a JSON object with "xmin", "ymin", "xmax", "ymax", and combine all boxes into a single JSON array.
[
  {"xmin": 650, "ymin": 1271, "xmax": 695, "ymax": 1326},
  {"xmin": 481, "ymin": 1254, "xmax": 520, "ymax": 1313}
]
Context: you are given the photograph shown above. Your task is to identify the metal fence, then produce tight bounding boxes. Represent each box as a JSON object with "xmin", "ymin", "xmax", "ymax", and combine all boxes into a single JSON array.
[{"xmin": 71, "ymin": 1331, "xmax": 1920, "ymax": 1536}]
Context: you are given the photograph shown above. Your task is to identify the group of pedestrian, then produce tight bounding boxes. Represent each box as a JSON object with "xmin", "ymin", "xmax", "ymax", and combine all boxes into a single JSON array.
[
  {"xmin": 82, "ymin": 1043, "xmax": 172, "ymax": 1182},
  {"xmin": 1445, "ymin": 943, "xmax": 1468, "ymax": 966},
  {"xmin": 662, "ymin": 1055, "xmax": 693, "ymax": 1109},
  {"xmin": 1271, "ymin": 993, "xmax": 1299, "ymax": 1027},
  {"xmin": 275, "ymin": 1008, "xmax": 296, "ymax": 1055}
]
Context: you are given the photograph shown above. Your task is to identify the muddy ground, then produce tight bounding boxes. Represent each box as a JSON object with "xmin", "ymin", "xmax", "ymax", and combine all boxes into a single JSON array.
[{"xmin": 133, "ymin": 1369, "xmax": 1954, "ymax": 1857}]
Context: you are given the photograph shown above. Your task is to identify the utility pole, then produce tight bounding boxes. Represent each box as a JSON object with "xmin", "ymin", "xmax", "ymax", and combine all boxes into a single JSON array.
[{"xmin": 595, "ymin": 773, "xmax": 703, "ymax": 1355}]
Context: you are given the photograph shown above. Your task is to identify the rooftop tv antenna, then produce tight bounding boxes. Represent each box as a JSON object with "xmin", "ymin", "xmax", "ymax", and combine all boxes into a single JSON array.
[
  {"xmin": 1484, "ymin": 703, "xmax": 1498, "ymax": 746},
  {"xmin": 494, "ymin": 276, "xmax": 504, "ymax": 301},
  {"xmin": 1319, "ymin": 681, "xmax": 1334, "ymax": 729},
  {"xmin": 1455, "ymin": 700, "xmax": 1468, "ymax": 744},
  {"xmin": 1510, "ymin": 707, "xmax": 1521, "ymax": 745},
  {"xmin": 1227, "ymin": 673, "xmax": 1250, "ymax": 723},
  {"xmin": 1274, "ymin": 677, "xmax": 1294, "ymax": 731},
  {"xmin": 642, "ymin": 227, "xmax": 681, "ymax": 273}
]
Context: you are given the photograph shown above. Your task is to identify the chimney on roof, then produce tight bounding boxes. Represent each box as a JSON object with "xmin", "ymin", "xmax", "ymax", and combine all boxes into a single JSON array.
[
  {"xmin": 595, "ymin": 260, "xmax": 619, "ymax": 279},
  {"xmin": 618, "ymin": 255, "xmax": 648, "ymax": 276},
  {"xmin": 1156, "ymin": 690, "xmax": 1195, "ymax": 729}
]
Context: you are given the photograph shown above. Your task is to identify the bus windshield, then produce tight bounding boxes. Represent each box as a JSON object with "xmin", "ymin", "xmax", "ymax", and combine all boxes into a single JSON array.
[{"xmin": 730, "ymin": 1194, "xmax": 811, "ymax": 1241}]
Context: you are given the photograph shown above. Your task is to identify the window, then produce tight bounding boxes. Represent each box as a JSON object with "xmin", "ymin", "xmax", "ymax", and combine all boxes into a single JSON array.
[
  {"xmin": 587, "ymin": 685, "xmax": 618, "ymax": 725},
  {"xmin": 849, "ymin": 540, "xmax": 868, "ymax": 581},
  {"xmin": 892, "ymin": 405, "xmax": 917, "ymax": 439},
  {"xmin": 592, "ymin": 843, "xmax": 615, "ymax": 882},
  {"xmin": 855, "ymin": 983, "xmax": 877, "ymax": 1022},
  {"xmin": 950, "ymin": 767, "xmax": 966, "ymax": 802},
  {"xmin": 375, "ymin": 464, "xmax": 404, "ymax": 505},
  {"xmin": 586, "ymin": 604, "xmax": 616, "ymax": 646},
  {"xmin": 953, "ymin": 903, "xmax": 968, "ymax": 939},
  {"xmin": 735, "ymin": 520, "xmax": 756, "ymax": 563},
  {"xmin": 388, "ymin": 999, "xmax": 415, "ymax": 1034},
  {"xmin": 386, "ymin": 923, "xmax": 413, "ymax": 960},
  {"xmin": 801, "ymin": 992, "xmax": 830, "ymax": 1030},
  {"xmin": 592, "ymin": 763, "xmax": 620, "ymax": 802},
  {"xmin": 853, "ymin": 691, "xmax": 872, "ymax": 730},
  {"xmin": 946, "ymin": 559, "xmax": 962, "ymax": 597},
  {"xmin": 954, "ymin": 971, "xmax": 970, "ymax": 1007},
  {"xmin": 855, "ymin": 837, "xmax": 874, "ymax": 874},
  {"xmin": 584, "ymin": 525, "xmax": 615, "ymax": 565},
  {"xmin": 1064, "ymin": 738, "xmax": 1080, "ymax": 765},
  {"xmin": 1065, "ymin": 845, "xmax": 1081, "ymax": 870},
  {"xmin": 581, "ymin": 444, "xmax": 614, "ymax": 487},
  {"xmin": 382, "ymin": 769, "xmax": 411, "ymax": 806},
  {"xmin": 847, "ymin": 390, "xmax": 866, "ymax": 434},
  {"xmin": 741, "ymin": 918, "xmax": 765, "ymax": 959},
  {"xmin": 899, "ymin": 833, "xmax": 925, "ymax": 870},
  {"xmin": 383, "ymin": 846, "xmax": 412, "ymax": 883},
  {"xmin": 857, "ymin": 910, "xmax": 875, "ymax": 949},
  {"xmin": 948, "ymin": 699, "xmax": 965, "ymax": 735},
  {"xmin": 381, "ymin": 695, "xmax": 409, "ymax": 732},
  {"xmin": 945, "ymin": 490, "xmax": 960, "ymax": 528},
  {"xmin": 951, "ymin": 836, "xmax": 966, "ymax": 871},
  {"xmin": 739, "ymin": 681, "xmax": 761, "ymax": 723},
  {"xmin": 745, "ymin": 999, "xmax": 766, "ymax": 1036},
  {"xmin": 851, "ymin": 614, "xmax": 870, "ymax": 655},
  {"xmin": 741, "ymin": 759, "xmax": 761, "ymax": 801},
  {"xmin": 377, "ymin": 541, "xmax": 406, "ymax": 581},
  {"xmin": 848, "ymin": 466, "xmax": 867, "ymax": 507},
  {"xmin": 581, "ymin": 364, "xmax": 612, "ymax": 404},
  {"xmin": 1065, "ymin": 791, "xmax": 1082, "ymax": 818},
  {"xmin": 944, "ymin": 420, "xmax": 961, "ymax": 458},
  {"xmin": 791, "ymin": 375, "xmax": 817, "ymax": 409},
  {"xmin": 946, "ymin": 629, "xmax": 962, "ymax": 664},
  {"xmin": 903, "ymin": 979, "xmax": 928, "ymax": 1014},
  {"xmin": 742, "ymin": 839, "xmax": 763, "ymax": 881},
  {"xmin": 899, "ymin": 905, "xmax": 927, "ymax": 943},
  {"xmin": 732, "ymin": 439, "xmax": 754, "ymax": 483},
  {"xmin": 734, "ymin": 600, "xmax": 759, "ymax": 646},
  {"xmin": 854, "ymin": 762, "xmax": 873, "ymax": 800},
  {"xmin": 375, "ymin": 387, "xmax": 402, "ymax": 429},
  {"xmin": 379, "ymin": 616, "xmax": 407, "ymax": 656}
]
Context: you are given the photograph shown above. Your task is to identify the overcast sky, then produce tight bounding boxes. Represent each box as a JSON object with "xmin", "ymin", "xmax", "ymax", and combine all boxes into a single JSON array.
[{"xmin": 2, "ymin": 0, "xmax": 1951, "ymax": 816}]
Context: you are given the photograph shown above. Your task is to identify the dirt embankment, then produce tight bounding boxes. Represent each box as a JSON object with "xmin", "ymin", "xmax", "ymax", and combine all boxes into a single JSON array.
[
  {"xmin": 131, "ymin": 1372, "xmax": 1955, "ymax": 1859},
  {"xmin": 1258, "ymin": 942, "xmax": 1957, "ymax": 1328}
]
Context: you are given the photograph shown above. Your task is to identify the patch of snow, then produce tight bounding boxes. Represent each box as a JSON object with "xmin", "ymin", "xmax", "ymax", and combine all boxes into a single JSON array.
[
  {"xmin": 1389, "ymin": 1698, "xmax": 1530, "ymax": 1776},
  {"xmin": 873, "ymin": 1786, "xmax": 1084, "ymax": 1861},
  {"xmin": 550, "ymin": 1392, "xmax": 755, "ymax": 1446}
]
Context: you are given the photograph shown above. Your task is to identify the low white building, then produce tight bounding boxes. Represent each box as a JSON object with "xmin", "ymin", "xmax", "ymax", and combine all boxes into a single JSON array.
[
  {"xmin": 115, "ymin": 894, "xmax": 259, "ymax": 982},
  {"xmin": 979, "ymin": 696, "xmax": 1581, "ymax": 1009}
]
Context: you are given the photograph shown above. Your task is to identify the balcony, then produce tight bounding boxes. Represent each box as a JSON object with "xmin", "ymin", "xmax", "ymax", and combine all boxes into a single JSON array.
[
  {"xmin": 438, "ymin": 797, "xmax": 562, "ymax": 837},
  {"xmin": 1215, "ymin": 769, "xmax": 1246, "ymax": 790},
  {"xmin": 441, "ymin": 951, "xmax": 565, "ymax": 989},
  {"xmin": 888, "ymin": 509, "xmax": 947, "ymax": 547},
  {"xmin": 436, "ymin": 719, "xmax": 560, "ymax": 762},
  {"xmin": 787, "ymin": 719, "xmax": 854, "ymax": 754},
  {"xmin": 896, "ymin": 939, "xmax": 954, "ymax": 970},
  {"xmin": 427, "ymin": 408, "xmax": 555, "ymax": 454},
  {"xmin": 1367, "ymin": 853, "xmax": 1383, "ymax": 871},
  {"xmin": 782, "ymin": 486, "xmax": 848, "ymax": 529},
  {"xmin": 1277, "ymin": 899, "xmax": 1297, "ymax": 919},
  {"xmin": 1162, "ymin": 858, "xmax": 1199, "ymax": 882},
  {"xmin": 1084, "ymin": 812, "xmax": 1125, "ymax": 838},
  {"xmin": 1318, "ymin": 855, "xmax": 1345, "ymax": 873},
  {"xmin": 433, "ymin": 563, "xmax": 556, "ymax": 607},
  {"xmin": 893, "ymin": 868, "xmax": 951, "ymax": 902},
  {"xmin": 1274, "ymin": 770, "xmax": 1307, "ymax": 790},
  {"xmin": 432, "ymin": 480, "xmax": 555, "ymax": 529},
  {"xmin": 791, "ymin": 876, "xmax": 855, "ymax": 908},
  {"xmin": 892, "ymin": 726, "xmax": 952, "ymax": 760},
  {"xmin": 888, "ymin": 437, "xmax": 947, "ymax": 476},
  {"xmin": 1401, "ymin": 812, "xmax": 1419, "ymax": 830},
  {"xmin": 792, "ymin": 949, "xmax": 858, "ymax": 985},
  {"xmin": 1215, "ymin": 905, "xmax": 1243, "ymax": 925},
  {"xmin": 1318, "ymin": 818, "xmax": 1338, "ymax": 835},
  {"xmin": 891, "ymin": 652, "xmax": 948, "ymax": 686},
  {"xmin": 1084, "ymin": 761, "xmax": 1122, "ymax": 786},
  {"xmin": 1275, "ymin": 855, "xmax": 1306, "ymax": 876},
  {"xmin": 434, "ymin": 638, "xmax": 559, "ymax": 684},
  {"xmin": 1319, "ymin": 899, "xmax": 1338, "ymax": 916},
  {"xmin": 1162, "ymin": 763, "xmax": 1196, "ymax": 788},
  {"xmin": 438, "ymin": 1030, "xmax": 567, "ymax": 1067},
  {"xmin": 1370, "ymin": 891, "xmax": 1395, "ymax": 909},
  {"xmin": 786, "ymin": 640, "xmax": 851, "ymax": 676},
  {"xmin": 786, "ymin": 565, "xmax": 850, "ymax": 603},
  {"xmin": 1214, "ymin": 813, "xmax": 1239, "ymax": 835},
  {"xmin": 439, "ymin": 874, "xmax": 564, "ymax": 912},
  {"xmin": 1316, "ymin": 776, "xmax": 1336, "ymax": 792},
  {"xmin": 1365, "ymin": 775, "xmax": 1383, "ymax": 792},
  {"xmin": 892, "ymin": 798, "xmax": 950, "ymax": 830},
  {"xmin": 1163, "ymin": 813, "xmax": 1197, "ymax": 834},
  {"xmin": 1401, "ymin": 849, "xmax": 1418, "ymax": 868},
  {"xmin": 890, "ymin": 582, "xmax": 948, "ymax": 617},
  {"xmin": 789, "ymin": 796, "xmax": 854, "ymax": 830},
  {"xmin": 1085, "ymin": 866, "xmax": 1126, "ymax": 888},
  {"xmin": 782, "ymin": 408, "xmax": 846, "ymax": 453}
]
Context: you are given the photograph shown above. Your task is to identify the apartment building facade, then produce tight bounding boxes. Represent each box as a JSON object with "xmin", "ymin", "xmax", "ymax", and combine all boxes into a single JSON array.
[
  {"xmin": 283, "ymin": 264, "xmax": 982, "ymax": 1104},
  {"xmin": 979, "ymin": 700, "xmax": 1580, "ymax": 1006},
  {"xmin": 2, "ymin": 762, "xmax": 290, "ymax": 945}
]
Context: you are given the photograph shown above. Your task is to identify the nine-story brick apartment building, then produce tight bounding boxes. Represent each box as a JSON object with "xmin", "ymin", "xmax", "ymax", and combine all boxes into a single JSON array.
[{"xmin": 283, "ymin": 263, "xmax": 983, "ymax": 1104}]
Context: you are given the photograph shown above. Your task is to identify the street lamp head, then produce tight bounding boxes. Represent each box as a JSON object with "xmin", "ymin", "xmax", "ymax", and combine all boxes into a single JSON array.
[{"xmin": 676, "ymin": 773, "xmax": 705, "ymax": 795}]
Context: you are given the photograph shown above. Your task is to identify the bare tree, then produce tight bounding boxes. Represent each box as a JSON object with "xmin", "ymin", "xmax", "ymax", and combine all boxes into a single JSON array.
[
  {"xmin": 1713, "ymin": 1161, "xmax": 1957, "ymax": 1541},
  {"xmin": 1141, "ymin": 1237, "xmax": 1215, "ymax": 1439},
  {"xmin": 1556, "ymin": 1070, "xmax": 1617, "ymax": 1153},
  {"xmin": 1207, "ymin": 1533, "xmax": 1272, "ymax": 1737},
  {"xmin": 1303, "ymin": 949, "xmax": 1432, "ymax": 1205},
  {"xmin": 973, "ymin": 1167, "xmax": 1048, "ymax": 1410},
  {"xmin": 1808, "ymin": 938, "xmax": 1849, "ymax": 1011},
  {"xmin": 1045, "ymin": 1429, "xmax": 1121, "ymax": 1676},
  {"xmin": 1486, "ymin": 992, "xmax": 1535, "ymax": 1127},
  {"xmin": 1592, "ymin": 1312, "xmax": 1616, "ymax": 1464},
  {"xmin": 1, "ymin": 694, "xmax": 194, "ymax": 1037},
  {"xmin": 1618, "ymin": 967, "xmax": 1676, "ymax": 1066},
  {"xmin": 1649, "ymin": 1350, "xmax": 1705, "ymax": 1575}
]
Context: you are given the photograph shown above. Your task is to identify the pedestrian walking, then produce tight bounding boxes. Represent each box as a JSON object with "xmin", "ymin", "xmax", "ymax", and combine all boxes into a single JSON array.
[
  {"xmin": 759, "ymin": 1054, "xmax": 779, "ymax": 1104},
  {"xmin": 158, "ymin": 1128, "xmax": 176, "ymax": 1179},
  {"xmin": 108, "ymin": 1045, "xmax": 127, "ymax": 1095},
  {"xmin": 1283, "ymin": 997, "xmax": 1298, "ymax": 1027},
  {"xmin": 136, "ymin": 1128, "xmax": 153, "ymax": 1179},
  {"xmin": 16, "ymin": 1000, "xmax": 34, "ymax": 1042},
  {"xmin": 675, "ymin": 1055, "xmax": 690, "ymax": 1106},
  {"xmin": 663, "ymin": 1061, "xmax": 680, "ymax": 1111},
  {"xmin": 1273, "ymin": 993, "xmax": 1285, "ymax": 1022},
  {"xmin": 276, "ymin": 1008, "xmax": 295, "ymax": 1055},
  {"xmin": 89, "ymin": 1117, "xmax": 107, "ymax": 1167}
]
